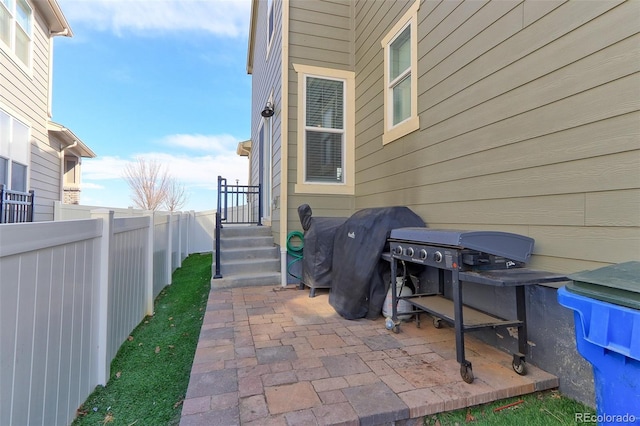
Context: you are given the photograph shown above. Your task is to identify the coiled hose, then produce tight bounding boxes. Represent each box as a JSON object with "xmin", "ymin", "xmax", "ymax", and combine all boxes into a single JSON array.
[{"xmin": 286, "ymin": 231, "xmax": 304, "ymax": 281}]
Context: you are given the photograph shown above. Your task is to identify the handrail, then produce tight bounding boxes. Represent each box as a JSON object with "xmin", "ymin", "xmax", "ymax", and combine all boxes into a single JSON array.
[
  {"xmin": 0, "ymin": 184, "xmax": 35, "ymax": 224},
  {"xmin": 214, "ymin": 176, "xmax": 262, "ymax": 279}
]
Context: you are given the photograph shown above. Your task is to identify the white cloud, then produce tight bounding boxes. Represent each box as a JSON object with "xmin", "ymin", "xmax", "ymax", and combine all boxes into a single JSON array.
[
  {"xmin": 82, "ymin": 145, "xmax": 250, "ymax": 190},
  {"xmin": 157, "ymin": 133, "xmax": 239, "ymax": 153},
  {"xmin": 58, "ymin": 0, "xmax": 251, "ymax": 37}
]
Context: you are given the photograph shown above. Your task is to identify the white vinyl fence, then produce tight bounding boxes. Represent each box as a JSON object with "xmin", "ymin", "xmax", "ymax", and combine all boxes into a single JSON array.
[{"xmin": 0, "ymin": 206, "xmax": 215, "ymax": 426}]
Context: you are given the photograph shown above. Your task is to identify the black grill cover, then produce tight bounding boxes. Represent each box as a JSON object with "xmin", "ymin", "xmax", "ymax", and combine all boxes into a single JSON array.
[
  {"xmin": 329, "ymin": 206, "xmax": 425, "ymax": 319},
  {"xmin": 298, "ymin": 204, "xmax": 347, "ymax": 290}
]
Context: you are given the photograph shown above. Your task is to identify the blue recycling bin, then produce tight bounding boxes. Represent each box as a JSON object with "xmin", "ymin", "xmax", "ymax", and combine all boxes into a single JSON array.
[{"xmin": 558, "ymin": 261, "xmax": 640, "ymax": 425}]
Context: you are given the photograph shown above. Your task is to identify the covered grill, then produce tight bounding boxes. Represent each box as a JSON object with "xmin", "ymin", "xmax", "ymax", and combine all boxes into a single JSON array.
[{"xmin": 387, "ymin": 228, "xmax": 566, "ymax": 383}]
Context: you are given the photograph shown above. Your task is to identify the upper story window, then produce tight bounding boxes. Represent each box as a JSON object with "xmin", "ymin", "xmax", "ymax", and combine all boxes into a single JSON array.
[
  {"xmin": 381, "ymin": 0, "xmax": 420, "ymax": 145},
  {"xmin": 266, "ymin": 0, "xmax": 274, "ymax": 58},
  {"xmin": 293, "ymin": 64, "xmax": 355, "ymax": 195},
  {"xmin": 0, "ymin": 108, "xmax": 30, "ymax": 191},
  {"xmin": 0, "ymin": 0, "xmax": 32, "ymax": 67},
  {"xmin": 0, "ymin": 0, "xmax": 32, "ymax": 68}
]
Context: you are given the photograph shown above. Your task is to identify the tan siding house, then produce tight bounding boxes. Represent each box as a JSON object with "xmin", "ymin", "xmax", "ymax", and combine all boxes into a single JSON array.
[
  {"xmin": 246, "ymin": 0, "xmax": 639, "ymax": 275},
  {"xmin": 0, "ymin": 0, "xmax": 94, "ymax": 222}
]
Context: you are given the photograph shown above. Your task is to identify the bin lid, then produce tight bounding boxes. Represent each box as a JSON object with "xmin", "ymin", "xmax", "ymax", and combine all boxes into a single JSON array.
[{"xmin": 566, "ymin": 261, "xmax": 640, "ymax": 310}]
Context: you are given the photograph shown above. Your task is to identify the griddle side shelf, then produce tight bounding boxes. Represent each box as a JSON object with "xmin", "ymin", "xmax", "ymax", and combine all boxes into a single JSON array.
[{"xmin": 387, "ymin": 252, "xmax": 566, "ymax": 384}]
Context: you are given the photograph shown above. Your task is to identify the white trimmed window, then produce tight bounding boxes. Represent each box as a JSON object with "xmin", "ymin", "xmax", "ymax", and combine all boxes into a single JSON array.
[
  {"xmin": 0, "ymin": 108, "xmax": 30, "ymax": 192},
  {"xmin": 266, "ymin": 0, "xmax": 274, "ymax": 58},
  {"xmin": 293, "ymin": 64, "xmax": 354, "ymax": 195},
  {"xmin": 381, "ymin": 0, "xmax": 420, "ymax": 145},
  {"xmin": 0, "ymin": 0, "xmax": 33, "ymax": 68}
]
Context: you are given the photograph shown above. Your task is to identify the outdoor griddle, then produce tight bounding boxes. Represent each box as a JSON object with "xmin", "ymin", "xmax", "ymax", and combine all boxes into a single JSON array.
[{"xmin": 386, "ymin": 228, "xmax": 567, "ymax": 383}]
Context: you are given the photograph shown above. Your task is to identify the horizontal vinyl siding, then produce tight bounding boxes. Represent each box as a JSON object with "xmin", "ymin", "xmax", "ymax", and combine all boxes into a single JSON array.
[
  {"xmin": 250, "ymin": 0, "xmax": 283, "ymax": 240},
  {"xmin": 1, "ymin": 9, "xmax": 59, "ymax": 221},
  {"xmin": 354, "ymin": 0, "xmax": 640, "ymax": 274},
  {"xmin": 287, "ymin": 0, "xmax": 355, "ymax": 230}
]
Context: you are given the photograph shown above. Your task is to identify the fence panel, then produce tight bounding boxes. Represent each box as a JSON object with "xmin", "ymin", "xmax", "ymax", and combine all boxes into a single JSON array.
[
  {"xmin": 0, "ymin": 220, "xmax": 102, "ymax": 426},
  {"xmin": 190, "ymin": 210, "xmax": 215, "ymax": 253},
  {"xmin": 108, "ymin": 216, "xmax": 151, "ymax": 363},
  {"xmin": 153, "ymin": 214, "xmax": 170, "ymax": 298},
  {"xmin": 53, "ymin": 202, "xmax": 145, "ymax": 220},
  {"xmin": 171, "ymin": 214, "xmax": 180, "ymax": 270}
]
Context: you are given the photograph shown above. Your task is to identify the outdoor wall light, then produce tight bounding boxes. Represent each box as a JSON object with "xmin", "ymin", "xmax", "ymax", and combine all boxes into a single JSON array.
[{"xmin": 261, "ymin": 102, "xmax": 274, "ymax": 118}]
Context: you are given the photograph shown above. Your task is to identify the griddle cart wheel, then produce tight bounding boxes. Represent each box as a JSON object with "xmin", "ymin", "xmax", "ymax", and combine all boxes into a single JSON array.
[
  {"xmin": 385, "ymin": 317, "xmax": 400, "ymax": 334},
  {"xmin": 460, "ymin": 362, "xmax": 474, "ymax": 384},
  {"xmin": 512, "ymin": 354, "xmax": 527, "ymax": 375},
  {"xmin": 432, "ymin": 317, "xmax": 443, "ymax": 329}
]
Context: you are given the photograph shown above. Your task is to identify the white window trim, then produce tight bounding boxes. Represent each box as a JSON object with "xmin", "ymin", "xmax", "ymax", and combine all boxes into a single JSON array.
[
  {"xmin": 0, "ymin": 0, "xmax": 33, "ymax": 72},
  {"xmin": 0, "ymin": 104, "xmax": 31, "ymax": 191},
  {"xmin": 293, "ymin": 63, "xmax": 355, "ymax": 195},
  {"xmin": 265, "ymin": 0, "xmax": 274, "ymax": 61},
  {"xmin": 381, "ymin": 0, "xmax": 420, "ymax": 145}
]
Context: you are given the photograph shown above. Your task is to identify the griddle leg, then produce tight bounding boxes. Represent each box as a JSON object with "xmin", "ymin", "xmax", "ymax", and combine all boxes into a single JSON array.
[
  {"xmin": 452, "ymin": 268, "xmax": 473, "ymax": 383},
  {"xmin": 513, "ymin": 285, "xmax": 527, "ymax": 375},
  {"xmin": 386, "ymin": 257, "xmax": 400, "ymax": 333}
]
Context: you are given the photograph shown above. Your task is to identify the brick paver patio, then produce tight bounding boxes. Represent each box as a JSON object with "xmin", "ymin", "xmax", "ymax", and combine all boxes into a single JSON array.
[{"xmin": 180, "ymin": 285, "xmax": 558, "ymax": 425}]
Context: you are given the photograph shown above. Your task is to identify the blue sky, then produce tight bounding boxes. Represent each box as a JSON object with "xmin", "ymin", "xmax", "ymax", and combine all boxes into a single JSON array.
[{"xmin": 52, "ymin": 0, "xmax": 253, "ymax": 212}]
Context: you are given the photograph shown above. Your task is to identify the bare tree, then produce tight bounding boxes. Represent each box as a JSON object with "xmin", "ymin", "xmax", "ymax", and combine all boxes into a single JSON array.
[
  {"xmin": 122, "ymin": 158, "xmax": 169, "ymax": 211},
  {"xmin": 163, "ymin": 178, "xmax": 189, "ymax": 212}
]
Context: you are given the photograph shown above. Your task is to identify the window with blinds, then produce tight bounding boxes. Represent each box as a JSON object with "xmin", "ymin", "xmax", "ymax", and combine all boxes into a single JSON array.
[{"xmin": 304, "ymin": 76, "xmax": 345, "ymax": 183}]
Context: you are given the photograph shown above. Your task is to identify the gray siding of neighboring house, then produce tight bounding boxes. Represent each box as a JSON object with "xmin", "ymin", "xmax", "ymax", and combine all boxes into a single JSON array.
[
  {"xmin": 286, "ymin": 0, "xmax": 355, "ymax": 233},
  {"xmin": 1, "ymin": 7, "xmax": 61, "ymax": 221},
  {"xmin": 250, "ymin": 0, "xmax": 284, "ymax": 243},
  {"xmin": 354, "ymin": 0, "xmax": 640, "ymax": 275}
]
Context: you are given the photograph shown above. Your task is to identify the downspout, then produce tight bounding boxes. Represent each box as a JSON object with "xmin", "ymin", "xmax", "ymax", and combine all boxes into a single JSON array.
[{"xmin": 279, "ymin": 0, "xmax": 290, "ymax": 287}]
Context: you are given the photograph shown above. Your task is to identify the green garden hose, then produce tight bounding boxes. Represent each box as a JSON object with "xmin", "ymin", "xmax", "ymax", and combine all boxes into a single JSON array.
[{"xmin": 286, "ymin": 231, "xmax": 304, "ymax": 281}]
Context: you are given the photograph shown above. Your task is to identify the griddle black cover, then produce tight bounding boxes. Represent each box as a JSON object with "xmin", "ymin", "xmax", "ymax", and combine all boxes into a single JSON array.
[
  {"xmin": 329, "ymin": 206, "xmax": 425, "ymax": 320},
  {"xmin": 298, "ymin": 204, "xmax": 347, "ymax": 290}
]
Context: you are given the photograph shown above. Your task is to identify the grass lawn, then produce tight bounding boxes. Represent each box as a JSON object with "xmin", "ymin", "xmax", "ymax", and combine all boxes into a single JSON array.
[
  {"xmin": 72, "ymin": 253, "xmax": 212, "ymax": 426},
  {"xmin": 423, "ymin": 389, "xmax": 595, "ymax": 425}
]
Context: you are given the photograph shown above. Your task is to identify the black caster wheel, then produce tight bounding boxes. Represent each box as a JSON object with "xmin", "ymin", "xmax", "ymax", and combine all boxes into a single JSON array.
[
  {"xmin": 512, "ymin": 359, "xmax": 527, "ymax": 375},
  {"xmin": 460, "ymin": 363, "xmax": 474, "ymax": 384},
  {"xmin": 298, "ymin": 283, "xmax": 305, "ymax": 290},
  {"xmin": 432, "ymin": 317, "xmax": 443, "ymax": 329}
]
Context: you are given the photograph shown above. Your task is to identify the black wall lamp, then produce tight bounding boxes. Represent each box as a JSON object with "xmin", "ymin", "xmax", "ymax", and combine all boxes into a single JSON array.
[{"xmin": 261, "ymin": 102, "xmax": 274, "ymax": 118}]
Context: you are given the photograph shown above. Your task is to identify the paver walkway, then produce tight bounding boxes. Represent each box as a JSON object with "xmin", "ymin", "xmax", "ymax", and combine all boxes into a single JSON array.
[{"xmin": 180, "ymin": 285, "xmax": 557, "ymax": 425}]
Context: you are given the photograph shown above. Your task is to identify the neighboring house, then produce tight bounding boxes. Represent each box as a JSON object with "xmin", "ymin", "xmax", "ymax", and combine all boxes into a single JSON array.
[
  {"xmin": 1, "ymin": 0, "xmax": 94, "ymax": 221},
  {"xmin": 245, "ymin": 0, "xmax": 639, "ymax": 275},
  {"xmin": 48, "ymin": 121, "xmax": 97, "ymax": 205}
]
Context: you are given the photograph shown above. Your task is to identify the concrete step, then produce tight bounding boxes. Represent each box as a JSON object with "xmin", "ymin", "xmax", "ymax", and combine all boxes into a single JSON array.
[
  {"xmin": 217, "ymin": 236, "xmax": 275, "ymax": 250},
  {"xmin": 220, "ymin": 226, "xmax": 272, "ymax": 238},
  {"xmin": 211, "ymin": 272, "xmax": 282, "ymax": 289},
  {"xmin": 221, "ymin": 258, "xmax": 280, "ymax": 276},
  {"xmin": 217, "ymin": 246, "xmax": 280, "ymax": 262}
]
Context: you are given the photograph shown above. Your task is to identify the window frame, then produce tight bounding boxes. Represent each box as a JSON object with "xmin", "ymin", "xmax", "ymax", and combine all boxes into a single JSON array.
[
  {"xmin": 381, "ymin": 0, "xmax": 420, "ymax": 145},
  {"xmin": 293, "ymin": 63, "xmax": 355, "ymax": 195},
  {"xmin": 266, "ymin": 0, "xmax": 274, "ymax": 60},
  {"xmin": 0, "ymin": 0, "xmax": 33, "ymax": 69},
  {"xmin": 0, "ymin": 107, "xmax": 30, "ymax": 191}
]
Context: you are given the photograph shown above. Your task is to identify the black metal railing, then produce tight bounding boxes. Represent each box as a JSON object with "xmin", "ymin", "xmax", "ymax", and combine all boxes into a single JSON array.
[
  {"xmin": 0, "ymin": 184, "xmax": 34, "ymax": 224},
  {"xmin": 214, "ymin": 176, "xmax": 262, "ymax": 279}
]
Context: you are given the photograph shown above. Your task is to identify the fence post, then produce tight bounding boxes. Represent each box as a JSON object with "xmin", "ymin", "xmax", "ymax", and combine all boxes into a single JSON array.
[
  {"xmin": 145, "ymin": 211, "xmax": 154, "ymax": 316},
  {"xmin": 176, "ymin": 212, "xmax": 182, "ymax": 268},
  {"xmin": 166, "ymin": 213, "xmax": 173, "ymax": 285},
  {"xmin": 91, "ymin": 208, "xmax": 114, "ymax": 386}
]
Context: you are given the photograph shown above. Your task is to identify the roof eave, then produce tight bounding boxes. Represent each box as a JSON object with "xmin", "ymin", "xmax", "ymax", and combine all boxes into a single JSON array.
[
  {"xmin": 48, "ymin": 121, "xmax": 97, "ymax": 158},
  {"xmin": 34, "ymin": 0, "xmax": 73, "ymax": 37}
]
